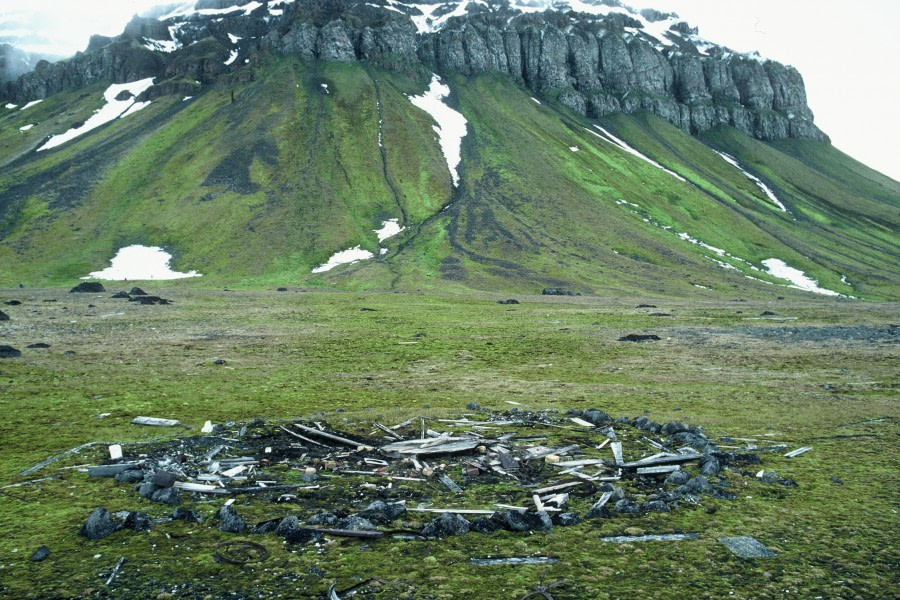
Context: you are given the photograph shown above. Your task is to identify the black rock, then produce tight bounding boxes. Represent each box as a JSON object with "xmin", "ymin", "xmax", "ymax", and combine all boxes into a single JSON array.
[
  {"xmin": 830, "ymin": 476, "xmax": 843, "ymax": 485},
  {"xmin": 636, "ymin": 304, "xmax": 657, "ymax": 308},
  {"xmin": 26, "ymin": 343, "xmax": 51, "ymax": 349},
  {"xmin": 466, "ymin": 402, "xmax": 481, "ymax": 410},
  {"xmin": 422, "ymin": 512, "xmax": 470, "ymax": 537},
  {"xmin": 129, "ymin": 287, "xmax": 148, "ymax": 296},
  {"xmin": 335, "ymin": 515, "xmax": 377, "ymax": 531},
  {"xmin": 497, "ymin": 299, "xmax": 519, "ymax": 304},
  {"xmin": 4, "ymin": 300, "xmax": 22, "ymax": 305},
  {"xmin": 114, "ymin": 469, "xmax": 145, "ymax": 484},
  {"xmin": 761, "ymin": 310, "xmax": 776, "ymax": 316},
  {"xmin": 30, "ymin": 546, "xmax": 50, "ymax": 562},
  {"xmin": 150, "ymin": 487, "xmax": 181, "ymax": 505},
  {"xmin": 470, "ymin": 514, "xmax": 505, "ymax": 534},
  {"xmin": 110, "ymin": 291, "xmax": 130, "ymax": 298},
  {"xmin": 218, "ymin": 505, "xmax": 247, "ymax": 533},
  {"xmin": 665, "ymin": 470, "xmax": 690, "ymax": 486},
  {"xmin": 362, "ymin": 500, "xmax": 406, "ymax": 522},
  {"xmin": 676, "ymin": 476, "xmax": 712, "ymax": 496},
  {"xmin": 584, "ymin": 505, "xmax": 611, "ymax": 519},
  {"xmin": 248, "ymin": 418, "xmax": 265, "ymax": 427},
  {"xmin": 699, "ymin": 455, "xmax": 722, "ymax": 477},
  {"xmin": 582, "ymin": 409, "xmax": 611, "ymax": 426},
  {"xmin": 70, "ymin": 282, "xmax": 105, "ymax": 293},
  {"xmin": 79, "ymin": 508, "xmax": 118, "ymax": 540},
  {"xmin": 213, "ymin": 359, "xmax": 226, "ymax": 365},
  {"xmin": 649, "ymin": 313, "xmax": 672, "ymax": 317},
  {"xmin": 251, "ymin": 518, "xmax": 282, "ymax": 534},
  {"xmin": 285, "ymin": 527, "xmax": 324, "ymax": 545},
  {"xmin": 172, "ymin": 508, "xmax": 204, "ymax": 523},
  {"xmin": 130, "ymin": 295, "xmax": 170, "ymax": 305},
  {"xmin": 542, "ymin": 287, "xmax": 574, "ymax": 296},
  {"xmin": 618, "ymin": 334, "xmax": 661, "ymax": 342},
  {"xmin": 555, "ymin": 512, "xmax": 582, "ymax": 526},
  {"xmin": 614, "ymin": 499, "xmax": 640, "ymax": 514},
  {"xmin": 275, "ymin": 515, "xmax": 301, "ymax": 537},
  {"xmin": 642, "ymin": 500, "xmax": 670, "ymax": 513},
  {"xmin": 276, "ymin": 287, "xmax": 288, "ymax": 291},
  {"xmin": 124, "ymin": 511, "xmax": 153, "ymax": 532},
  {"xmin": 661, "ymin": 421, "xmax": 690, "ymax": 435},
  {"xmin": 672, "ymin": 431, "xmax": 709, "ymax": 450},
  {"xmin": 501, "ymin": 510, "xmax": 553, "ymax": 532},
  {"xmin": 0, "ymin": 310, "xmax": 9, "ymax": 321},
  {"xmin": 307, "ymin": 512, "xmax": 338, "ymax": 526},
  {"xmin": 0, "ymin": 345, "xmax": 21, "ymax": 358}
]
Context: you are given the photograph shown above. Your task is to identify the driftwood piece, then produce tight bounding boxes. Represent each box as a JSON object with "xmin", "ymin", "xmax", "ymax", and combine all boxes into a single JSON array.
[
  {"xmin": 591, "ymin": 490, "xmax": 614, "ymax": 510},
  {"xmin": 636, "ymin": 465, "xmax": 681, "ymax": 475},
  {"xmin": 226, "ymin": 484, "xmax": 320, "ymax": 495},
  {"xmin": 610, "ymin": 442, "xmax": 623, "ymax": 466},
  {"xmin": 173, "ymin": 481, "xmax": 221, "ymax": 492},
  {"xmin": 408, "ymin": 508, "xmax": 495, "ymax": 515},
  {"xmin": 309, "ymin": 528, "xmax": 384, "ymax": 539},
  {"xmin": 105, "ymin": 557, "xmax": 126, "ymax": 586},
  {"xmin": 552, "ymin": 459, "xmax": 606, "ymax": 468},
  {"xmin": 470, "ymin": 557, "xmax": 559, "ymax": 566},
  {"xmin": 569, "ymin": 417, "xmax": 595, "ymax": 427},
  {"xmin": 439, "ymin": 473, "xmax": 463, "ymax": 493},
  {"xmin": 621, "ymin": 452, "xmax": 702, "ymax": 469},
  {"xmin": 532, "ymin": 481, "xmax": 583, "ymax": 494},
  {"xmin": 293, "ymin": 423, "xmax": 374, "ymax": 451},
  {"xmin": 374, "ymin": 422, "xmax": 403, "ymax": 440},
  {"xmin": 279, "ymin": 426, "xmax": 325, "ymax": 446},
  {"xmin": 131, "ymin": 416, "xmax": 181, "ymax": 427},
  {"xmin": 0, "ymin": 476, "xmax": 61, "ymax": 490},
  {"xmin": 601, "ymin": 533, "xmax": 698, "ymax": 543},
  {"xmin": 381, "ymin": 438, "xmax": 482, "ymax": 457},
  {"xmin": 783, "ymin": 446, "xmax": 812, "ymax": 458}
]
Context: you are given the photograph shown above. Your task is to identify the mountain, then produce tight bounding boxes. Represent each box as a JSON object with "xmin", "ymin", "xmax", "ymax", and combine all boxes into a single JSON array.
[
  {"xmin": 0, "ymin": 0, "xmax": 897, "ymax": 299},
  {"xmin": 0, "ymin": 43, "xmax": 61, "ymax": 84}
]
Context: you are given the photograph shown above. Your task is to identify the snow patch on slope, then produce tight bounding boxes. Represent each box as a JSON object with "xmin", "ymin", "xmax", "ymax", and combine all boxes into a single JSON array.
[
  {"xmin": 762, "ymin": 259, "xmax": 840, "ymax": 296},
  {"xmin": 714, "ymin": 151, "xmax": 789, "ymax": 213},
  {"xmin": 312, "ymin": 220, "xmax": 405, "ymax": 273},
  {"xmin": 83, "ymin": 245, "xmax": 201, "ymax": 281},
  {"xmin": 38, "ymin": 78, "xmax": 155, "ymax": 151},
  {"xmin": 407, "ymin": 74, "xmax": 468, "ymax": 187},
  {"xmin": 587, "ymin": 125, "xmax": 687, "ymax": 183}
]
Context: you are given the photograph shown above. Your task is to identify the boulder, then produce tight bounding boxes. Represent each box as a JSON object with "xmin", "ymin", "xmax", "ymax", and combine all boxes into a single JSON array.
[
  {"xmin": 70, "ymin": 282, "xmax": 105, "ymax": 293},
  {"xmin": 171, "ymin": 508, "xmax": 203, "ymax": 522},
  {"xmin": 0, "ymin": 345, "xmax": 21, "ymax": 358},
  {"xmin": 421, "ymin": 512, "xmax": 470, "ymax": 537},
  {"xmin": 0, "ymin": 310, "xmax": 9, "ymax": 320},
  {"xmin": 30, "ymin": 546, "xmax": 50, "ymax": 562},
  {"xmin": 335, "ymin": 515, "xmax": 377, "ymax": 531},
  {"xmin": 501, "ymin": 510, "xmax": 552, "ymax": 532},
  {"xmin": 218, "ymin": 505, "xmax": 247, "ymax": 533},
  {"xmin": 307, "ymin": 512, "xmax": 338, "ymax": 526},
  {"xmin": 79, "ymin": 508, "xmax": 119, "ymax": 540},
  {"xmin": 123, "ymin": 511, "xmax": 153, "ymax": 531}
]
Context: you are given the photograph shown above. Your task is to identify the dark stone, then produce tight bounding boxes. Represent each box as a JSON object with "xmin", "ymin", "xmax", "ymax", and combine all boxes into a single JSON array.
[
  {"xmin": 114, "ymin": 469, "xmax": 145, "ymax": 484},
  {"xmin": 70, "ymin": 282, "xmax": 105, "ymax": 293},
  {"xmin": 172, "ymin": 508, "xmax": 203, "ymax": 522},
  {"xmin": 642, "ymin": 500, "xmax": 670, "ymax": 513},
  {"xmin": 699, "ymin": 455, "xmax": 722, "ymax": 476},
  {"xmin": 249, "ymin": 518, "xmax": 281, "ymax": 534},
  {"xmin": 275, "ymin": 515, "xmax": 301, "ymax": 537},
  {"xmin": 285, "ymin": 527, "xmax": 324, "ymax": 545},
  {"xmin": 30, "ymin": 546, "xmax": 50, "ymax": 562},
  {"xmin": 137, "ymin": 481, "xmax": 159, "ymax": 499},
  {"xmin": 79, "ymin": 508, "xmax": 118, "ymax": 540},
  {"xmin": 152, "ymin": 470, "xmax": 177, "ymax": 487},
  {"xmin": 761, "ymin": 310, "xmax": 776, "ymax": 316},
  {"xmin": 466, "ymin": 402, "xmax": 481, "ymax": 410},
  {"xmin": 213, "ymin": 359, "xmax": 226, "ymax": 365},
  {"xmin": 618, "ymin": 334, "xmax": 661, "ymax": 342},
  {"xmin": 637, "ymin": 304, "xmax": 657, "ymax": 308},
  {"xmin": 218, "ymin": 505, "xmax": 247, "ymax": 532},
  {"xmin": 0, "ymin": 345, "xmax": 22, "ymax": 358},
  {"xmin": 307, "ymin": 512, "xmax": 338, "ymax": 526},
  {"xmin": 4, "ymin": 300, "xmax": 22, "ymax": 305},
  {"xmin": 335, "ymin": 515, "xmax": 377, "ymax": 531},
  {"xmin": 665, "ymin": 470, "xmax": 690, "ymax": 486},
  {"xmin": 26, "ymin": 343, "xmax": 51, "ymax": 349},
  {"xmin": 129, "ymin": 287, "xmax": 148, "ymax": 296},
  {"xmin": 584, "ymin": 505, "xmax": 611, "ymax": 519},
  {"xmin": 614, "ymin": 499, "xmax": 640, "ymax": 514},
  {"xmin": 0, "ymin": 310, "xmax": 8, "ymax": 320},
  {"xmin": 110, "ymin": 292, "xmax": 130, "ymax": 298},
  {"xmin": 496, "ymin": 299, "xmax": 519, "ymax": 304},
  {"xmin": 470, "ymin": 514, "xmax": 505, "ymax": 534},
  {"xmin": 672, "ymin": 431, "xmax": 709, "ymax": 450},
  {"xmin": 422, "ymin": 512, "xmax": 470, "ymax": 537},
  {"xmin": 542, "ymin": 288, "xmax": 574, "ymax": 296},
  {"xmin": 582, "ymin": 409, "xmax": 611, "ymax": 426},
  {"xmin": 130, "ymin": 295, "xmax": 170, "ymax": 305},
  {"xmin": 124, "ymin": 511, "xmax": 153, "ymax": 532},
  {"xmin": 661, "ymin": 421, "xmax": 690, "ymax": 435},
  {"xmin": 150, "ymin": 488, "xmax": 181, "ymax": 505},
  {"xmin": 501, "ymin": 510, "xmax": 552, "ymax": 532},
  {"xmin": 676, "ymin": 476, "xmax": 712, "ymax": 496},
  {"xmin": 555, "ymin": 512, "xmax": 582, "ymax": 526},
  {"xmin": 362, "ymin": 500, "xmax": 406, "ymax": 521},
  {"xmin": 276, "ymin": 287, "xmax": 288, "ymax": 291},
  {"xmin": 830, "ymin": 476, "xmax": 843, "ymax": 485}
]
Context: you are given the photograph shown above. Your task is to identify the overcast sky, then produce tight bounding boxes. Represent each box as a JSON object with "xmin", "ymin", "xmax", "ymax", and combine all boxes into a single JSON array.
[{"xmin": 0, "ymin": 0, "xmax": 897, "ymax": 180}]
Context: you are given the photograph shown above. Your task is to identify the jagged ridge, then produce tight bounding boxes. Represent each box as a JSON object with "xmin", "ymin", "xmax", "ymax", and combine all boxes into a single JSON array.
[{"xmin": 1, "ymin": 0, "xmax": 824, "ymax": 143}]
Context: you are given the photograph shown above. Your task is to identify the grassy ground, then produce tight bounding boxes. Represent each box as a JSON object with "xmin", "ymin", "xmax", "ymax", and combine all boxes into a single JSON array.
[{"xmin": 0, "ymin": 287, "xmax": 896, "ymax": 598}]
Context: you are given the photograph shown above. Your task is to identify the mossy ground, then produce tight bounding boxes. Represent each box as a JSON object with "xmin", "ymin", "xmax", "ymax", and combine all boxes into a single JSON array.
[{"xmin": 0, "ymin": 288, "xmax": 896, "ymax": 598}]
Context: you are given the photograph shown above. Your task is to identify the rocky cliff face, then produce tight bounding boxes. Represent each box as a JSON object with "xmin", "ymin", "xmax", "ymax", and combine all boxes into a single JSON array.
[{"xmin": 0, "ymin": 0, "xmax": 825, "ymax": 142}]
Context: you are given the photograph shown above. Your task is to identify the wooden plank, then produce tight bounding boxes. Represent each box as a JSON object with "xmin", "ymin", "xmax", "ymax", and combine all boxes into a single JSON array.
[
  {"xmin": 470, "ymin": 557, "xmax": 558, "ymax": 566},
  {"xmin": 173, "ymin": 481, "xmax": 221, "ymax": 492},
  {"xmin": 622, "ymin": 452, "xmax": 702, "ymax": 468},
  {"xmin": 637, "ymin": 465, "xmax": 681, "ymax": 475},
  {"xmin": 610, "ymin": 442, "xmax": 623, "ymax": 466},
  {"xmin": 373, "ymin": 422, "xmax": 403, "ymax": 440},
  {"xmin": 531, "ymin": 481, "xmax": 583, "ymax": 494},
  {"xmin": 408, "ymin": 508, "xmax": 495, "ymax": 515},
  {"xmin": 591, "ymin": 490, "xmax": 614, "ymax": 510},
  {"xmin": 569, "ymin": 417, "xmax": 595, "ymax": 427},
  {"xmin": 552, "ymin": 459, "xmax": 606, "ymax": 468},
  {"xmin": 439, "ymin": 473, "xmax": 463, "ymax": 493},
  {"xmin": 292, "ymin": 423, "xmax": 374, "ymax": 451},
  {"xmin": 131, "ymin": 416, "xmax": 181, "ymax": 427},
  {"xmin": 784, "ymin": 446, "xmax": 812, "ymax": 458}
]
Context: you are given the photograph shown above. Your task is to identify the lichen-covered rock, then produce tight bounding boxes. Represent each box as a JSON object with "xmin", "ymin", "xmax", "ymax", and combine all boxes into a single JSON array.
[{"xmin": 79, "ymin": 508, "xmax": 119, "ymax": 540}]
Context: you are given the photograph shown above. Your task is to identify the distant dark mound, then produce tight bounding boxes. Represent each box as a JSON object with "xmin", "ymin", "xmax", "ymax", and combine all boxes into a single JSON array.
[
  {"xmin": 129, "ymin": 287, "xmax": 148, "ymax": 296},
  {"xmin": 0, "ymin": 345, "xmax": 22, "ymax": 358},
  {"xmin": 70, "ymin": 282, "xmax": 105, "ymax": 293},
  {"xmin": 618, "ymin": 334, "xmax": 661, "ymax": 342}
]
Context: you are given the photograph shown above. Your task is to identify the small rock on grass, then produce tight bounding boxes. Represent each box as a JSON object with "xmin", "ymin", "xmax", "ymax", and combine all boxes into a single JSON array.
[
  {"xmin": 70, "ymin": 282, "xmax": 105, "ymax": 293},
  {"xmin": 0, "ymin": 310, "xmax": 9, "ymax": 321},
  {"xmin": 30, "ymin": 546, "xmax": 50, "ymax": 562},
  {"xmin": 79, "ymin": 508, "xmax": 118, "ymax": 541},
  {"xmin": 0, "ymin": 345, "xmax": 21, "ymax": 358},
  {"xmin": 422, "ymin": 512, "xmax": 470, "ymax": 537},
  {"xmin": 172, "ymin": 508, "xmax": 203, "ymax": 523},
  {"xmin": 501, "ymin": 510, "xmax": 552, "ymax": 532},
  {"xmin": 218, "ymin": 505, "xmax": 246, "ymax": 533}
]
